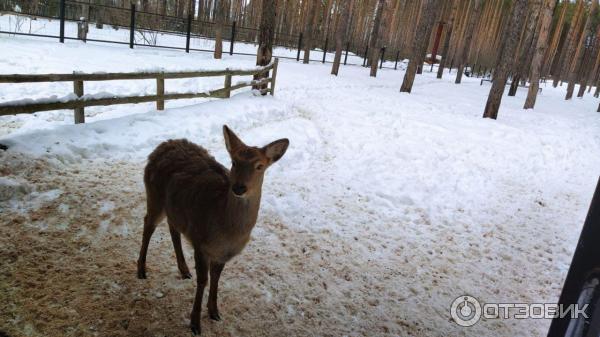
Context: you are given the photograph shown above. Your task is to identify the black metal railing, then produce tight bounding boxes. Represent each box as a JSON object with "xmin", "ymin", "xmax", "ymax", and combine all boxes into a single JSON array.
[{"xmin": 0, "ymin": 0, "xmax": 405, "ymax": 69}]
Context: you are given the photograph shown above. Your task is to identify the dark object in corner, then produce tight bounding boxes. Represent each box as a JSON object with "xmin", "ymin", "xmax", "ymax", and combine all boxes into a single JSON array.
[
  {"xmin": 0, "ymin": 144, "xmax": 7, "ymax": 151},
  {"xmin": 547, "ymin": 177, "xmax": 600, "ymax": 337},
  {"xmin": 0, "ymin": 330, "xmax": 11, "ymax": 337}
]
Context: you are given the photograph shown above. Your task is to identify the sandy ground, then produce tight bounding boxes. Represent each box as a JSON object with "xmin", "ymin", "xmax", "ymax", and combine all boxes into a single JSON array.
[
  {"xmin": 0, "ymin": 152, "xmax": 438, "ymax": 337},
  {"xmin": 0, "ymin": 147, "xmax": 585, "ymax": 337}
]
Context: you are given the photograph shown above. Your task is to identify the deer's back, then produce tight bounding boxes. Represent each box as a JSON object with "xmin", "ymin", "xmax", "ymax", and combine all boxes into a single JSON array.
[{"xmin": 145, "ymin": 139, "xmax": 230, "ymax": 238}]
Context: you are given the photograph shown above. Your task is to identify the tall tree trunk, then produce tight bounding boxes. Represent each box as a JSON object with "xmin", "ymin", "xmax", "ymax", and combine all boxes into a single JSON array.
[
  {"xmin": 214, "ymin": 0, "xmax": 227, "ymax": 59},
  {"xmin": 416, "ymin": 5, "xmax": 438, "ymax": 75},
  {"xmin": 554, "ymin": 0, "xmax": 585, "ymax": 88},
  {"xmin": 400, "ymin": 0, "xmax": 439, "ymax": 93},
  {"xmin": 189, "ymin": 0, "xmax": 196, "ymax": 18},
  {"xmin": 303, "ymin": 0, "xmax": 318, "ymax": 64},
  {"xmin": 255, "ymin": 0, "xmax": 276, "ymax": 94},
  {"xmin": 566, "ymin": 0, "xmax": 599, "ymax": 100},
  {"xmin": 369, "ymin": 0, "xmax": 386, "ymax": 77},
  {"xmin": 524, "ymin": 0, "xmax": 556, "ymax": 109},
  {"xmin": 543, "ymin": 1, "xmax": 567, "ymax": 78},
  {"xmin": 482, "ymin": 0, "xmax": 528, "ymax": 119},
  {"xmin": 455, "ymin": 0, "xmax": 483, "ymax": 84},
  {"xmin": 579, "ymin": 26, "xmax": 600, "ymax": 97},
  {"xmin": 332, "ymin": 0, "xmax": 351, "ymax": 76},
  {"xmin": 177, "ymin": 0, "xmax": 185, "ymax": 18},
  {"xmin": 160, "ymin": 0, "xmax": 166, "ymax": 16},
  {"xmin": 508, "ymin": 0, "xmax": 541, "ymax": 96},
  {"xmin": 437, "ymin": 0, "xmax": 458, "ymax": 79}
]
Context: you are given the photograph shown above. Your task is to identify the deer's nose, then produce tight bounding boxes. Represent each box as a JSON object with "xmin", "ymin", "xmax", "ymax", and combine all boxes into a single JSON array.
[{"xmin": 232, "ymin": 184, "xmax": 247, "ymax": 196}]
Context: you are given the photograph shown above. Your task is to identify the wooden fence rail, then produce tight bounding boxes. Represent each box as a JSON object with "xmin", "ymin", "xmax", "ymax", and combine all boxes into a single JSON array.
[{"xmin": 0, "ymin": 58, "xmax": 279, "ymax": 123}]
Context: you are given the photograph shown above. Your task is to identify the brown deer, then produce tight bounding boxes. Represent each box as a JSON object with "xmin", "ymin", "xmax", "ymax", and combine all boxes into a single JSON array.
[{"xmin": 137, "ymin": 125, "xmax": 289, "ymax": 335}]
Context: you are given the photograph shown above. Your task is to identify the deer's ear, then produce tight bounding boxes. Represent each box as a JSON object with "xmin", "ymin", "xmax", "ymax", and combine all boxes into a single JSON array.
[
  {"xmin": 223, "ymin": 125, "xmax": 244, "ymax": 154},
  {"xmin": 263, "ymin": 139, "xmax": 289, "ymax": 164}
]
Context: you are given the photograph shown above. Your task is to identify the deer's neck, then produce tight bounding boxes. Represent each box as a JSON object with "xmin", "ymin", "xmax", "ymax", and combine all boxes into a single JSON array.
[{"xmin": 225, "ymin": 189, "xmax": 262, "ymax": 233}]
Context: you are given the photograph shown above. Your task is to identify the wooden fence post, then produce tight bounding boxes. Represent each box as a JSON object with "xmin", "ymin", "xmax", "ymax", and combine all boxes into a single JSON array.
[
  {"xmin": 156, "ymin": 76, "xmax": 164, "ymax": 110},
  {"xmin": 73, "ymin": 80, "xmax": 84, "ymax": 124},
  {"xmin": 270, "ymin": 58, "xmax": 279, "ymax": 96},
  {"xmin": 224, "ymin": 71, "xmax": 232, "ymax": 98}
]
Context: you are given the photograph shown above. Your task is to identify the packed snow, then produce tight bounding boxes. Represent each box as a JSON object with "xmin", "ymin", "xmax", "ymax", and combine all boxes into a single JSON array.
[{"xmin": 1, "ymin": 14, "xmax": 600, "ymax": 337}]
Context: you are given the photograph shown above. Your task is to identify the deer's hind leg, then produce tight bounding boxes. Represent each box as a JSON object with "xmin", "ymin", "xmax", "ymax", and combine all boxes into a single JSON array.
[
  {"xmin": 168, "ymin": 222, "xmax": 192, "ymax": 279},
  {"xmin": 137, "ymin": 188, "xmax": 165, "ymax": 279}
]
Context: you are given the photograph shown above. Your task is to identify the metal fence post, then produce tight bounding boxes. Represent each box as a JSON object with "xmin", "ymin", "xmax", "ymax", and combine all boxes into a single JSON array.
[
  {"xmin": 344, "ymin": 42, "xmax": 349, "ymax": 65},
  {"xmin": 230, "ymin": 21, "xmax": 236, "ymax": 55},
  {"xmin": 186, "ymin": 14, "xmax": 192, "ymax": 53},
  {"xmin": 322, "ymin": 38, "xmax": 328, "ymax": 63},
  {"xmin": 129, "ymin": 4, "xmax": 136, "ymax": 49},
  {"xmin": 379, "ymin": 46, "xmax": 386, "ymax": 69},
  {"xmin": 394, "ymin": 50, "xmax": 400, "ymax": 70},
  {"xmin": 59, "ymin": 0, "xmax": 65, "ymax": 43},
  {"xmin": 296, "ymin": 33, "xmax": 303, "ymax": 61}
]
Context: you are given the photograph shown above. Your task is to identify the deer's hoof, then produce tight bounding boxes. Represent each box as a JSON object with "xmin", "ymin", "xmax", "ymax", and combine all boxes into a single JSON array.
[
  {"xmin": 181, "ymin": 271, "xmax": 193, "ymax": 279},
  {"xmin": 190, "ymin": 324, "xmax": 200, "ymax": 335},
  {"xmin": 137, "ymin": 269, "xmax": 147, "ymax": 279},
  {"xmin": 209, "ymin": 310, "xmax": 221, "ymax": 321}
]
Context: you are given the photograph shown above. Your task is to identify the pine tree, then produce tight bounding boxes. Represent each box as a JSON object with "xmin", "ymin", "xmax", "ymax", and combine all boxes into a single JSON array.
[
  {"xmin": 553, "ymin": 0, "xmax": 585, "ymax": 88},
  {"xmin": 482, "ymin": 0, "xmax": 528, "ymax": 119},
  {"xmin": 332, "ymin": 0, "xmax": 351, "ymax": 76},
  {"xmin": 255, "ymin": 0, "xmax": 277, "ymax": 94},
  {"xmin": 508, "ymin": 0, "xmax": 541, "ymax": 96},
  {"xmin": 214, "ymin": 0, "xmax": 228, "ymax": 59},
  {"xmin": 524, "ymin": 0, "xmax": 556, "ymax": 109},
  {"xmin": 437, "ymin": 0, "xmax": 458, "ymax": 79},
  {"xmin": 400, "ymin": 0, "xmax": 439, "ymax": 93},
  {"xmin": 455, "ymin": 0, "xmax": 482, "ymax": 84},
  {"xmin": 369, "ymin": 0, "xmax": 386, "ymax": 77},
  {"xmin": 303, "ymin": 0, "xmax": 318, "ymax": 64},
  {"xmin": 566, "ymin": 0, "xmax": 599, "ymax": 100}
]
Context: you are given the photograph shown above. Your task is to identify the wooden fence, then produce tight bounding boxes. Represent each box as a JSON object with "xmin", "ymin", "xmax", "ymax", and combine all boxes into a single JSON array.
[{"xmin": 0, "ymin": 58, "xmax": 279, "ymax": 124}]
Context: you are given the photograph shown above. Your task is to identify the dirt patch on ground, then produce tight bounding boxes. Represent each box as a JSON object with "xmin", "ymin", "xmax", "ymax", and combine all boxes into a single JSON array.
[{"xmin": 0, "ymin": 152, "xmax": 433, "ymax": 337}]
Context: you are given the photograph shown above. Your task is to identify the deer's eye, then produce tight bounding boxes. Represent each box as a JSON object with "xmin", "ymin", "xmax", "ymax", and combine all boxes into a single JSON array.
[
  {"xmin": 255, "ymin": 164, "xmax": 264, "ymax": 171},
  {"xmin": 232, "ymin": 161, "xmax": 237, "ymax": 167}
]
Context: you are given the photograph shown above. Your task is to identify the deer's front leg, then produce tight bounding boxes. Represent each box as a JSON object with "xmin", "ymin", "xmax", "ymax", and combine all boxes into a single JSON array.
[
  {"xmin": 208, "ymin": 262, "xmax": 225, "ymax": 321},
  {"xmin": 190, "ymin": 251, "xmax": 208, "ymax": 335}
]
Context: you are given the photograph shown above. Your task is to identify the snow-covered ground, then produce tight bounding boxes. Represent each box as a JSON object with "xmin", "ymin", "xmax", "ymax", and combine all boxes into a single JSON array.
[
  {"xmin": 0, "ymin": 13, "xmax": 376, "ymax": 138},
  {"xmin": 1, "ymin": 14, "xmax": 600, "ymax": 337}
]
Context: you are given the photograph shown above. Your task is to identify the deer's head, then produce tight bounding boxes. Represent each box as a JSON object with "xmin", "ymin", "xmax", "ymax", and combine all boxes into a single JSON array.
[{"xmin": 223, "ymin": 125, "xmax": 289, "ymax": 198}]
